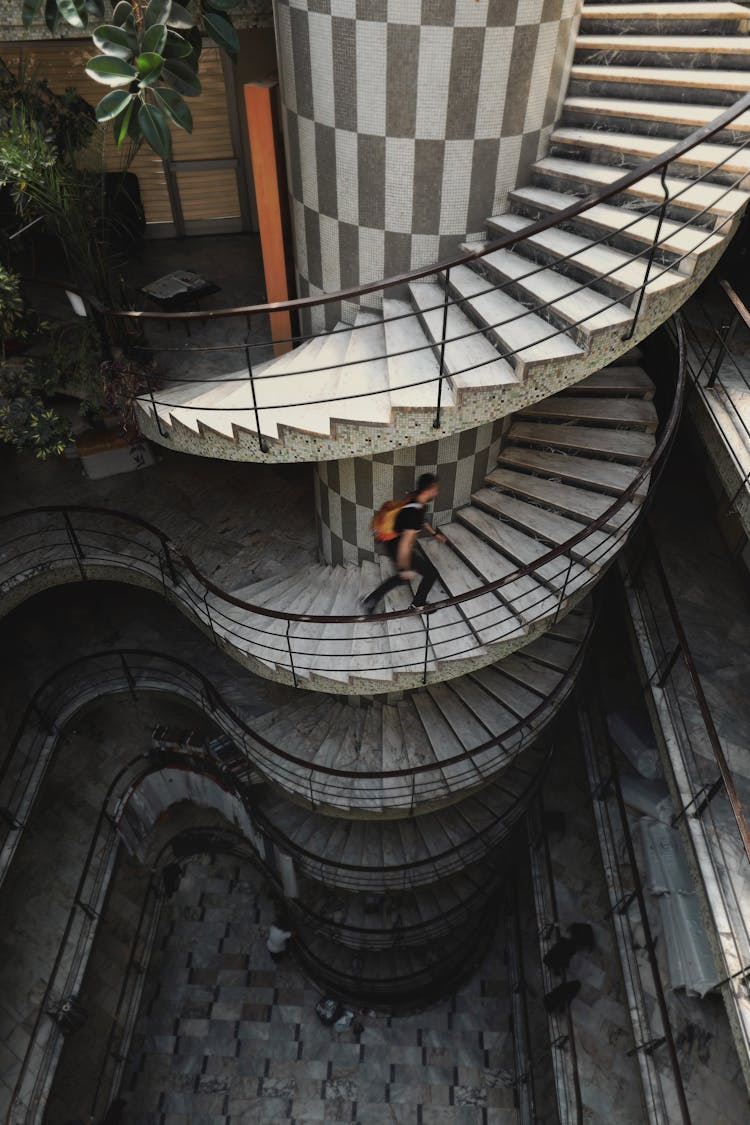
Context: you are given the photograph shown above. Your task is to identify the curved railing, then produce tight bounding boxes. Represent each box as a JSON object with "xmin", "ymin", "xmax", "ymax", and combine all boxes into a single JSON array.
[
  {"xmin": 0, "ymin": 319, "xmax": 683, "ymax": 690},
  {"xmin": 34, "ymin": 91, "xmax": 747, "ymax": 446},
  {"xmin": 0, "ymin": 646, "xmax": 556, "ymax": 892}
]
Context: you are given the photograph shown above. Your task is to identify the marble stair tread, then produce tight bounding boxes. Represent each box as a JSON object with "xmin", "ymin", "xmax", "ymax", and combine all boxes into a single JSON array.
[
  {"xmin": 551, "ymin": 125, "xmax": 750, "ymax": 179},
  {"xmin": 547, "ymin": 604, "xmax": 591, "ymax": 644},
  {"xmin": 531, "ymin": 155, "xmax": 750, "ymax": 220},
  {"xmin": 580, "ymin": 3, "xmax": 749, "ymax": 21},
  {"xmin": 456, "ymin": 505, "xmax": 589, "ymax": 593},
  {"xmin": 304, "ymin": 568, "xmax": 361, "ymax": 682},
  {"xmin": 470, "ymin": 664, "xmax": 548, "ymax": 720},
  {"xmin": 377, "ymin": 557, "xmax": 437, "ymax": 678},
  {"xmin": 499, "ymin": 651, "xmax": 567, "ymax": 697},
  {"xmin": 408, "ymin": 281, "xmax": 519, "ymax": 389},
  {"xmin": 352, "ymin": 560, "xmax": 397, "ymax": 681},
  {"xmin": 475, "ymin": 492, "xmax": 612, "ymax": 568},
  {"xmin": 496, "ymin": 445, "xmax": 645, "ymax": 497},
  {"xmin": 426, "ymin": 682, "xmax": 494, "ymax": 751},
  {"xmin": 424, "ymin": 577, "xmax": 481, "ymax": 664},
  {"xmin": 323, "ymin": 311, "xmax": 392, "ymax": 426},
  {"xmin": 442, "ymin": 520, "xmax": 558, "ymax": 621},
  {"xmin": 419, "ymin": 534, "xmax": 525, "ymax": 646},
  {"xmin": 489, "ymin": 212, "xmax": 684, "ymax": 298},
  {"xmin": 456, "ymin": 673, "xmax": 521, "ymax": 737},
  {"xmin": 414, "ymin": 691, "xmax": 471, "ymax": 766},
  {"xmin": 480, "ymin": 469, "xmax": 637, "ymax": 531},
  {"xmin": 522, "ymin": 632, "xmax": 581, "ymax": 672},
  {"xmin": 508, "ymin": 420, "xmax": 655, "ymax": 461},
  {"xmin": 506, "ymin": 185, "xmax": 723, "ymax": 259},
  {"xmin": 472, "ymin": 244, "xmax": 633, "ymax": 337},
  {"xmin": 519, "ymin": 393, "xmax": 658, "ymax": 431},
  {"xmin": 382, "ymin": 297, "xmax": 455, "ymax": 409},
  {"xmin": 563, "ymin": 95, "xmax": 750, "ymax": 133},
  {"xmin": 568, "ymin": 365, "xmax": 654, "ymax": 397},
  {"xmin": 571, "ymin": 63, "xmax": 750, "ymax": 92},
  {"xmin": 575, "ymin": 33, "xmax": 750, "ymax": 55},
  {"xmin": 446, "ymin": 264, "xmax": 584, "ymax": 374}
]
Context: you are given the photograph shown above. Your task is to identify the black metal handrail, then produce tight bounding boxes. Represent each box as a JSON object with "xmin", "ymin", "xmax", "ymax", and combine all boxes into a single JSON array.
[{"xmin": 0, "ymin": 318, "xmax": 684, "ymax": 674}]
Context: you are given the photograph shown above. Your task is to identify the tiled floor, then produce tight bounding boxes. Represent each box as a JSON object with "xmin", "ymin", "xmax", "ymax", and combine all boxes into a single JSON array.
[{"xmin": 122, "ymin": 854, "xmax": 520, "ymax": 1125}]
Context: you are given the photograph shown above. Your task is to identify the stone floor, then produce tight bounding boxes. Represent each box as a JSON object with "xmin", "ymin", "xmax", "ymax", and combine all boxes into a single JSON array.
[{"xmin": 120, "ymin": 853, "xmax": 519, "ymax": 1125}]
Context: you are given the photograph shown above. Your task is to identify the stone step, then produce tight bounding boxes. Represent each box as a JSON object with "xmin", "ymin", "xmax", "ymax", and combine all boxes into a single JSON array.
[
  {"xmin": 480, "ymin": 469, "xmax": 638, "ymax": 532},
  {"xmin": 506, "ymin": 184, "xmax": 723, "ymax": 268},
  {"xmin": 567, "ymin": 365, "xmax": 655, "ymax": 398},
  {"xmin": 488, "ymin": 212, "xmax": 684, "ymax": 305},
  {"xmin": 531, "ymin": 155, "xmax": 750, "ymax": 227},
  {"xmin": 550, "ymin": 125, "xmax": 750, "ymax": 186},
  {"xmin": 581, "ymin": 2, "xmax": 749, "ymax": 30},
  {"xmin": 479, "ymin": 493, "xmax": 614, "ymax": 572},
  {"xmin": 444, "ymin": 264, "xmax": 583, "ymax": 378},
  {"xmin": 563, "ymin": 95, "xmax": 750, "ymax": 138},
  {"xmin": 496, "ymin": 446, "xmax": 645, "ymax": 497},
  {"xmin": 569, "ymin": 62, "xmax": 750, "ymax": 102},
  {"xmin": 508, "ymin": 419, "xmax": 654, "ymax": 462},
  {"xmin": 408, "ymin": 281, "xmax": 519, "ymax": 391},
  {"xmin": 518, "ymin": 393, "xmax": 658, "ymax": 431},
  {"xmin": 575, "ymin": 34, "xmax": 750, "ymax": 70},
  {"xmin": 470, "ymin": 244, "xmax": 634, "ymax": 344},
  {"xmin": 382, "ymin": 297, "xmax": 455, "ymax": 410}
]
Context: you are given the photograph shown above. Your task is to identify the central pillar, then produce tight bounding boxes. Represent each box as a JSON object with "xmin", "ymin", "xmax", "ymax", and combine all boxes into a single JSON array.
[{"xmin": 315, "ymin": 418, "xmax": 504, "ymax": 564}]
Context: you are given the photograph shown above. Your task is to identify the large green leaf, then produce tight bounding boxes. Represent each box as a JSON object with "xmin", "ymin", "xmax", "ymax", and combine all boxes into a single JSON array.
[
  {"xmin": 203, "ymin": 11, "xmax": 238, "ymax": 55},
  {"xmin": 162, "ymin": 30, "xmax": 192, "ymax": 59},
  {"xmin": 142, "ymin": 24, "xmax": 167, "ymax": 54},
  {"xmin": 136, "ymin": 52, "xmax": 164, "ymax": 85},
  {"xmin": 96, "ymin": 89, "xmax": 133, "ymax": 122},
  {"xmin": 112, "ymin": 98, "xmax": 136, "ymax": 146},
  {"xmin": 56, "ymin": 0, "xmax": 88, "ymax": 29},
  {"xmin": 167, "ymin": 1, "xmax": 194, "ymax": 29},
  {"xmin": 92, "ymin": 24, "xmax": 135, "ymax": 60},
  {"xmin": 111, "ymin": 1, "xmax": 132, "ymax": 25},
  {"xmin": 85, "ymin": 0, "xmax": 105, "ymax": 17},
  {"xmin": 21, "ymin": 0, "xmax": 42, "ymax": 30},
  {"xmin": 145, "ymin": 0, "xmax": 171, "ymax": 28},
  {"xmin": 44, "ymin": 0, "xmax": 60, "ymax": 33},
  {"xmin": 152, "ymin": 86, "xmax": 193, "ymax": 133},
  {"xmin": 139, "ymin": 101, "xmax": 171, "ymax": 158},
  {"xmin": 85, "ymin": 55, "xmax": 137, "ymax": 86},
  {"xmin": 162, "ymin": 58, "xmax": 201, "ymax": 97}
]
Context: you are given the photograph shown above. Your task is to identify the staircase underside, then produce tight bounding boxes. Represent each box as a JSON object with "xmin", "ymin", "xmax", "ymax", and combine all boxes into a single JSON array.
[{"xmin": 136, "ymin": 1, "xmax": 750, "ymax": 463}]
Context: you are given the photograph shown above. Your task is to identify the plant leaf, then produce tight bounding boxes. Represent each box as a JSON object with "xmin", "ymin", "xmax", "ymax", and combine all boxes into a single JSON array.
[
  {"xmin": 152, "ymin": 86, "xmax": 192, "ymax": 132},
  {"xmin": 136, "ymin": 52, "xmax": 164, "ymax": 83},
  {"xmin": 203, "ymin": 11, "xmax": 238, "ymax": 54},
  {"xmin": 162, "ymin": 58, "xmax": 201, "ymax": 96},
  {"xmin": 145, "ymin": 0, "xmax": 172, "ymax": 27},
  {"xmin": 85, "ymin": 0, "xmax": 105, "ymax": 17},
  {"xmin": 162, "ymin": 30, "xmax": 192, "ymax": 59},
  {"xmin": 111, "ymin": 0, "xmax": 132, "ymax": 25},
  {"xmin": 56, "ymin": 0, "xmax": 88, "ymax": 29},
  {"xmin": 21, "ymin": 0, "xmax": 42, "ymax": 29},
  {"xmin": 92, "ymin": 24, "xmax": 135, "ymax": 59},
  {"xmin": 85, "ymin": 55, "xmax": 137, "ymax": 86},
  {"xmin": 167, "ymin": 1, "xmax": 194, "ymax": 28},
  {"xmin": 44, "ymin": 0, "xmax": 60, "ymax": 33},
  {"xmin": 142, "ymin": 23, "xmax": 167, "ymax": 54},
  {"xmin": 96, "ymin": 89, "xmax": 133, "ymax": 122},
  {"xmin": 138, "ymin": 100, "xmax": 171, "ymax": 158}
]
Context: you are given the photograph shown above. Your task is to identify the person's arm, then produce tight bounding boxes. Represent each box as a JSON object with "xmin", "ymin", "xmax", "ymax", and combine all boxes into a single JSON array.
[
  {"xmin": 397, "ymin": 528, "xmax": 418, "ymax": 575},
  {"xmin": 424, "ymin": 521, "xmax": 447, "ymax": 543}
]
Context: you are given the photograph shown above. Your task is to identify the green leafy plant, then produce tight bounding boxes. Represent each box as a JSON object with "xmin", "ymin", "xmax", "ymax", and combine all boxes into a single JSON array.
[
  {"xmin": 0, "ymin": 357, "xmax": 72, "ymax": 458},
  {"xmin": 101, "ymin": 354, "xmax": 154, "ymax": 435},
  {"xmin": 21, "ymin": 0, "xmax": 242, "ymax": 157},
  {"xmin": 0, "ymin": 56, "xmax": 96, "ymax": 154},
  {"xmin": 0, "ymin": 265, "xmax": 27, "ymax": 354}
]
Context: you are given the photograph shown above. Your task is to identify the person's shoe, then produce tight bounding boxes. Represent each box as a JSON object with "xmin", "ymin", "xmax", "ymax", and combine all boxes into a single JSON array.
[
  {"xmin": 361, "ymin": 597, "xmax": 377, "ymax": 616},
  {"xmin": 408, "ymin": 602, "xmax": 428, "ymax": 613}
]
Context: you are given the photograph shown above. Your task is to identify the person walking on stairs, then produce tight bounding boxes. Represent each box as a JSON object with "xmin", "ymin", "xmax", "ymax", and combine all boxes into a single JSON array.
[{"xmin": 363, "ymin": 473, "xmax": 446, "ymax": 614}]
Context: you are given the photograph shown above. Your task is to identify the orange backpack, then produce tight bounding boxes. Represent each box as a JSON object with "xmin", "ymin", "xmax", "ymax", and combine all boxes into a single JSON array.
[{"xmin": 372, "ymin": 498, "xmax": 407, "ymax": 542}]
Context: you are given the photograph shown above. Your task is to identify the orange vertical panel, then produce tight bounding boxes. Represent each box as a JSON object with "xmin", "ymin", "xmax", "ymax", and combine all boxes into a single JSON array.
[{"xmin": 244, "ymin": 80, "xmax": 293, "ymax": 357}]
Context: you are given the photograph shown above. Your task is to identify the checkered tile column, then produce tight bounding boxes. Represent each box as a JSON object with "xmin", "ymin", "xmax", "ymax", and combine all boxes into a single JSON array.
[
  {"xmin": 315, "ymin": 418, "xmax": 505, "ymax": 564},
  {"xmin": 273, "ymin": 0, "xmax": 579, "ymax": 328}
]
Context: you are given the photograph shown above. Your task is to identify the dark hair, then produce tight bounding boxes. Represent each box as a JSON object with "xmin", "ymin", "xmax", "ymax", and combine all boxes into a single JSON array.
[{"xmin": 416, "ymin": 472, "xmax": 439, "ymax": 493}]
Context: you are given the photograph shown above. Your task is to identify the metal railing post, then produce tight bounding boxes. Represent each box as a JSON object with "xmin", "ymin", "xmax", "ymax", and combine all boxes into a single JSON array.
[
  {"xmin": 286, "ymin": 620, "xmax": 298, "ymax": 688},
  {"xmin": 553, "ymin": 556, "xmax": 574, "ymax": 625},
  {"xmin": 434, "ymin": 267, "xmax": 451, "ymax": 430},
  {"xmin": 63, "ymin": 512, "xmax": 86, "ymax": 580},
  {"xmin": 161, "ymin": 542, "xmax": 178, "ymax": 587},
  {"xmin": 623, "ymin": 161, "xmax": 671, "ymax": 342},
  {"xmin": 422, "ymin": 615, "xmax": 431, "ymax": 685},
  {"xmin": 145, "ymin": 372, "xmax": 169, "ymax": 439},
  {"xmin": 120, "ymin": 654, "xmax": 137, "ymax": 703},
  {"xmin": 203, "ymin": 592, "xmax": 218, "ymax": 647},
  {"xmin": 245, "ymin": 336, "xmax": 268, "ymax": 454},
  {"xmin": 707, "ymin": 309, "xmax": 739, "ymax": 387}
]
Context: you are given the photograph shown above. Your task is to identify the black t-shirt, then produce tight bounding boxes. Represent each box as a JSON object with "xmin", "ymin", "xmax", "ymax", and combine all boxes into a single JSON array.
[{"xmin": 394, "ymin": 500, "xmax": 425, "ymax": 535}]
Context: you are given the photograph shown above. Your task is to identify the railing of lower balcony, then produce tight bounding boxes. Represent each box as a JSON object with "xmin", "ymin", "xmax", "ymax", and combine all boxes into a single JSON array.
[
  {"xmin": 684, "ymin": 277, "xmax": 750, "ymax": 511},
  {"xmin": 0, "ymin": 319, "xmax": 683, "ymax": 692},
  {"xmin": 623, "ymin": 534, "xmax": 750, "ymax": 1066},
  {"xmin": 32, "ymin": 91, "xmax": 746, "ymax": 453},
  {"xmin": 0, "ymin": 648, "xmax": 554, "ymax": 898}
]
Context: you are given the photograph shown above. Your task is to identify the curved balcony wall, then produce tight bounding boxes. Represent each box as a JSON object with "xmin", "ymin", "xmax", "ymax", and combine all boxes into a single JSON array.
[{"xmin": 274, "ymin": 0, "xmax": 579, "ymax": 328}]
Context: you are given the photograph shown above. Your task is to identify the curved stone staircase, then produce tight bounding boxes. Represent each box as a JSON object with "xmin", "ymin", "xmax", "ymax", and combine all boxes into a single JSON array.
[
  {"xmin": 136, "ymin": 1, "xmax": 750, "ymax": 462},
  {"xmin": 211, "ymin": 361, "xmax": 654, "ymax": 690}
]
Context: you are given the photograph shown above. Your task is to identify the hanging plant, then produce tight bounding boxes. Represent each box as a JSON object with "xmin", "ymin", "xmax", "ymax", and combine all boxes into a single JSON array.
[{"xmin": 21, "ymin": 0, "xmax": 243, "ymax": 157}]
